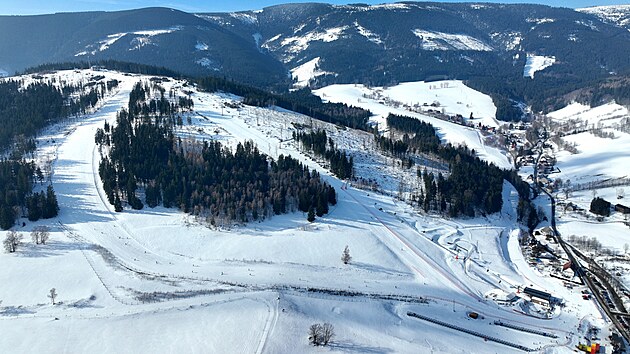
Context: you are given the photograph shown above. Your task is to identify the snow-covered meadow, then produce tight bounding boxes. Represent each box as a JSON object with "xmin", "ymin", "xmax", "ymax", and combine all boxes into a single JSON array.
[{"xmin": 542, "ymin": 101, "xmax": 630, "ymax": 292}]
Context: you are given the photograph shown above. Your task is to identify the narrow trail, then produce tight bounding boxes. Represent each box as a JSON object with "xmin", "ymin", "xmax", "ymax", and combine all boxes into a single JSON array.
[{"xmin": 255, "ymin": 293, "xmax": 279, "ymax": 354}]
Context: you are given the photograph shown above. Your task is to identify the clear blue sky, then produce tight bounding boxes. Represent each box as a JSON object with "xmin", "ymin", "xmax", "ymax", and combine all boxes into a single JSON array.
[{"xmin": 0, "ymin": 0, "xmax": 626, "ymax": 16}]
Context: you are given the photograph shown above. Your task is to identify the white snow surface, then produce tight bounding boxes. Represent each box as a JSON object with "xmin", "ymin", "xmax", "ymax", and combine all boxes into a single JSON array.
[
  {"xmin": 290, "ymin": 57, "xmax": 331, "ymax": 88},
  {"xmin": 412, "ymin": 29, "xmax": 493, "ymax": 51},
  {"xmin": 548, "ymin": 102, "xmax": 630, "ymax": 181},
  {"xmin": 578, "ymin": 5, "xmax": 630, "ymax": 29},
  {"xmin": 196, "ymin": 58, "xmax": 219, "ymax": 71},
  {"xmin": 195, "ymin": 42, "xmax": 209, "ymax": 51},
  {"xmin": 545, "ymin": 101, "xmax": 630, "ymax": 281},
  {"xmin": 314, "ymin": 80, "xmax": 510, "ymax": 169},
  {"xmin": 354, "ymin": 21, "xmax": 383, "ymax": 44},
  {"xmin": 0, "ymin": 69, "xmax": 609, "ymax": 353},
  {"xmin": 279, "ymin": 26, "xmax": 348, "ymax": 54},
  {"xmin": 75, "ymin": 27, "xmax": 180, "ymax": 56},
  {"xmin": 526, "ymin": 18, "xmax": 556, "ymax": 25},
  {"xmin": 252, "ymin": 33, "xmax": 263, "ymax": 48},
  {"xmin": 229, "ymin": 12, "xmax": 258, "ymax": 25},
  {"xmin": 548, "ymin": 101, "xmax": 629, "ymax": 124},
  {"xmin": 524, "ymin": 54, "xmax": 556, "ymax": 78},
  {"xmin": 98, "ymin": 33, "xmax": 127, "ymax": 52}
]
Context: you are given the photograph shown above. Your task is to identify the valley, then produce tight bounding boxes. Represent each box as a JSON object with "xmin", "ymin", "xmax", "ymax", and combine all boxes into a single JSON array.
[
  {"xmin": 0, "ymin": 68, "xmax": 622, "ymax": 353},
  {"xmin": 0, "ymin": 1, "xmax": 630, "ymax": 353}
]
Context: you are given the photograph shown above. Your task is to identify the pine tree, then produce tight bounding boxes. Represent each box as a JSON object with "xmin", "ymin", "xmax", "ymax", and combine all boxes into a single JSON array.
[
  {"xmin": 43, "ymin": 185, "xmax": 59, "ymax": 218},
  {"xmin": 27, "ymin": 194, "xmax": 42, "ymax": 221},
  {"xmin": 307, "ymin": 207, "xmax": 316, "ymax": 222},
  {"xmin": 0, "ymin": 206, "xmax": 15, "ymax": 230},
  {"xmin": 327, "ymin": 186, "xmax": 337, "ymax": 205},
  {"xmin": 114, "ymin": 192, "xmax": 123, "ymax": 212}
]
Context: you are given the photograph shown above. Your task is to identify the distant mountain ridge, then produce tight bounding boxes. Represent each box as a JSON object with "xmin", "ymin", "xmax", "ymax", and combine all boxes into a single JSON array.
[
  {"xmin": 578, "ymin": 5, "xmax": 630, "ymax": 30},
  {"xmin": 1, "ymin": 3, "xmax": 630, "ymax": 115},
  {"xmin": 0, "ymin": 8, "xmax": 287, "ymax": 87}
]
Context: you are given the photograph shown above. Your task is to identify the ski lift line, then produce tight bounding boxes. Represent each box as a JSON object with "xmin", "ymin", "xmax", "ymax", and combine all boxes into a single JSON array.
[
  {"xmin": 493, "ymin": 320, "xmax": 559, "ymax": 338},
  {"xmin": 407, "ymin": 311, "xmax": 536, "ymax": 352}
]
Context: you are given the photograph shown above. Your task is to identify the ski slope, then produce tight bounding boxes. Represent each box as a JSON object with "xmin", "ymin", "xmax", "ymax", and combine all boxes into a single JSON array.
[
  {"xmin": 0, "ymin": 69, "xmax": 607, "ymax": 353},
  {"xmin": 524, "ymin": 54, "xmax": 556, "ymax": 79}
]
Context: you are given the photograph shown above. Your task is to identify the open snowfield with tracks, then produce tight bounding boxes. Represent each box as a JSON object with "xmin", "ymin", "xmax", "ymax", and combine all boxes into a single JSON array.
[{"xmin": 0, "ymin": 70, "xmax": 610, "ymax": 353}]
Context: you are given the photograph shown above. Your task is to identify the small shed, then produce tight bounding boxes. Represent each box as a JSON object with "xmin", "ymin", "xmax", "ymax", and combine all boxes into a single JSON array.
[{"xmin": 615, "ymin": 204, "xmax": 630, "ymax": 214}]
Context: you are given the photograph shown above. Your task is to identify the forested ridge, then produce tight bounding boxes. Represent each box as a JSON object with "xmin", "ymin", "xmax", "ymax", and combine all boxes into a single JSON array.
[
  {"xmin": 23, "ymin": 60, "xmax": 183, "ymax": 79},
  {"xmin": 97, "ymin": 81, "xmax": 336, "ymax": 225},
  {"xmin": 0, "ymin": 75, "xmax": 105, "ymax": 229},
  {"xmin": 0, "ymin": 78, "xmax": 117, "ymax": 151},
  {"xmin": 293, "ymin": 130, "xmax": 354, "ymax": 180},
  {"xmin": 379, "ymin": 114, "xmax": 533, "ymax": 222}
]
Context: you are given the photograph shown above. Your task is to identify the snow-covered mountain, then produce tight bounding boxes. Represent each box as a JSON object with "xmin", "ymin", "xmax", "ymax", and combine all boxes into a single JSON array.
[
  {"xmin": 200, "ymin": 2, "xmax": 630, "ymax": 91},
  {"xmin": 1, "ymin": 3, "xmax": 629, "ymax": 91},
  {"xmin": 578, "ymin": 5, "xmax": 630, "ymax": 30}
]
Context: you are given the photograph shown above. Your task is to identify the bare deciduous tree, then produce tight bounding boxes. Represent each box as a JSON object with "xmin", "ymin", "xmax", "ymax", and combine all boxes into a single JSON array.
[
  {"xmin": 320, "ymin": 323, "xmax": 334, "ymax": 345},
  {"xmin": 30, "ymin": 226, "xmax": 50, "ymax": 245},
  {"xmin": 308, "ymin": 324, "xmax": 321, "ymax": 346},
  {"xmin": 308, "ymin": 323, "xmax": 334, "ymax": 346},
  {"xmin": 341, "ymin": 245, "xmax": 352, "ymax": 264},
  {"xmin": 48, "ymin": 288, "xmax": 57, "ymax": 305},
  {"xmin": 3, "ymin": 231, "xmax": 23, "ymax": 253}
]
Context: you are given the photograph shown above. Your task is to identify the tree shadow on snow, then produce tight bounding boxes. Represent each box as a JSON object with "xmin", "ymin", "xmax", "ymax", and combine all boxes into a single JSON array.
[
  {"xmin": 17, "ymin": 240, "xmax": 91, "ymax": 258},
  {"xmin": 0, "ymin": 306, "xmax": 36, "ymax": 317},
  {"xmin": 351, "ymin": 261, "xmax": 412, "ymax": 277},
  {"xmin": 328, "ymin": 341, "xmax": 393, "ymax": 354}
]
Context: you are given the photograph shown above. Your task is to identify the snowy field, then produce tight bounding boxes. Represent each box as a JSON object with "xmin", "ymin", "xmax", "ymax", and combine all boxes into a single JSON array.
[
  {"xmin": 313, "ymin": 81, "xmax": 511, "ymax": 169},
  {"xmin": 0, "ymin": 70, "xmax": 612, "ymax": 353},
  {"xmin": 544, "ymin": 101, "xmax": 630, "ymax": 293},
  {"xmin": 548, "ymin": 101, "xmax": 629, "ymax": 195}
]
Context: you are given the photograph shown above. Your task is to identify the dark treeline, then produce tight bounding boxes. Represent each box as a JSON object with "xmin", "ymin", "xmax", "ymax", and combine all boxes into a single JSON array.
[
  {"xmin": 0, "ymin": 161, "xmax": 35, "ymax": 229},
  {"xmin": 293, "ymin": 130, "xmax": 353, "ymax": 180},
  {"xmin": 0, "ymin": 78, "xmax": 118, "ymax": 151},
  {"xmin": 587, "ymin": 79, "xmax": 630, "ymax": 107},
  {"xmin": 97, "ymin": 82, "xmax": 336, "ymax": 225},
  {"xmin": 22, "ymin": 60, "xmax": 183, "ymax": 79},
  {"xmin": 0, "ymin": 160, "xmax": 58, "ymax": 229},
  {"xmin": 376, "ymin": 115, "xmax": 440, "ymax": 156},
  {"xmin": 381, "ymin": 114, "xmax": 533, "ymax": 221},
  {"xmin": 198, "ymin": 78, "xmax": 371, "ymax": 130}
]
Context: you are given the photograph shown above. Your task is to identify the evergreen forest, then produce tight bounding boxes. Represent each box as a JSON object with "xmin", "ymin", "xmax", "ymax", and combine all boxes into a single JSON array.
[
  {"xmin": 378, "ymin": 114, "xmax": 534, "ymax": 224},
  {"xmin": 96, "ymin": 81, "xmax": 337, "ymax": 226}
]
